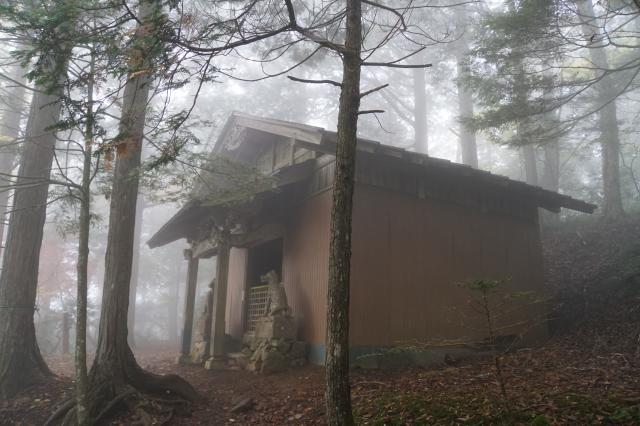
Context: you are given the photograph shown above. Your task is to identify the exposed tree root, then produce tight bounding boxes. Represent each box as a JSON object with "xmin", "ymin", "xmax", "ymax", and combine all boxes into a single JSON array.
[
  {"xmin": 0, "ymin": 326, "xmax": 53, "ymax": 399},
  {"xmin": 94, "ymin": 388, "xmax": 137, "ymax": 424},
  {"xmin": 44, "ymin": 399, "xmax": 75, "ymax": 426},
  {"xmin": 159, "ymin": 407, "xmax": 175, "ymax": 426},
  {"xmin": 126, "ymin": 361, "xmax": 200, "ymax": 402},
  {"xmin": 45, "ymin": 357, "xmax": 199, "ymax": 426}
]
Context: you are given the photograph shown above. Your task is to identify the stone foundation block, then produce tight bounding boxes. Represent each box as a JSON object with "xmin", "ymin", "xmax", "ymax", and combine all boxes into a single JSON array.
[{"xmin": 255, "ymin": 315, "xmax": 296, "ymax": 340}]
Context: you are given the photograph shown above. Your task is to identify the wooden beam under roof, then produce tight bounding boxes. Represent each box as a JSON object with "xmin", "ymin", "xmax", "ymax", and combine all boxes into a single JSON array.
[{"xmin": 192, "ymin": 222, "xmax": 286, "ymax": 259}]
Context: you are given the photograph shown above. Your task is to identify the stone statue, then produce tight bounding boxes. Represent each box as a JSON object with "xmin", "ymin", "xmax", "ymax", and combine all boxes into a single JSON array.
[
  {"xmin": 261, "ymin": 270, "xmax": 290, "ymax": 317},
  {"xmin": 191, "ymin": 286, "xmax": 214, "ymax": 363},
  {"xmin": 252, "ymin": 270, "xmax": 297, "ymax": 359}
]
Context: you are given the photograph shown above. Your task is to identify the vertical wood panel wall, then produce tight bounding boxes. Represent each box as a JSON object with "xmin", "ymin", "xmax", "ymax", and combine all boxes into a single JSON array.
[
  {"xmin": 223, "ymin": 183, "xmax": 546, "ymax": 350},
  {"xmin": 350, "ymin": 184, "xmax": 546, "ymax": 347},
  {"xmin": 282, "ymin": 191, "xmax": 332, "ymax": 345},
  {"xmin": 223, "ymin": 191, "xmax": 333, "ymax": 345}
]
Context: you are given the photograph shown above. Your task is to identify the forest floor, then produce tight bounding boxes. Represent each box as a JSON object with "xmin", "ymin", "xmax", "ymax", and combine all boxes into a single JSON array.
[
  {"xmin": 5, "ymin": 339, "xmax": 640, "ymax": 425},
  {"xmin": 3, "ymin": 216, "xmax": 640, "ymax": 425}
]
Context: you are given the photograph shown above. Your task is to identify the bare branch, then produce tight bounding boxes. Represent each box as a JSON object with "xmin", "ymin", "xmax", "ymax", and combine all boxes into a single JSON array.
[
  {"xmin": 362, "ymin": 0, "xmax": 407, "ymax": 30},
  {"xmin": 287, "ymin": 76, "xmax": 342, "ymax": 87},
  {"xmin": 360, "ymin": 83, "xmax": 389, "ymax": 98},
  {"xmin": 121, "ymin": 0, "xmax": 142, "ymax": 25},
  {"xmin": 284, "ymin": 0, "xmax": 297, "ymax": 27},
  {"xmin": 363, "ymin": 62, "xmax": 432, "ymax": 69},
  {"xmin": 358, "ymin": 109, "xmax": 385, "ymax": 115}
]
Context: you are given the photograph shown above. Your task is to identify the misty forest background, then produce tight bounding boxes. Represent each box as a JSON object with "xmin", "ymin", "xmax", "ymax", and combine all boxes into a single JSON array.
[
  {"xmin": 0, "ymin": 0, "xmax": 640, "ymax": 423},
  {"xmin": 22, "ymin": 0, "xmax": 640, "ymax": 356}
]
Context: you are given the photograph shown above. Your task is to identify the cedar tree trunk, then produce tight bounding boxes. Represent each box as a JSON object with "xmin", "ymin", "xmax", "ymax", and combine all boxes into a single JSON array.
[
  {"xmin": 0, "ymin": 64, "xmax": 27, "ymax": 257},
  {"xmin": 576, "ymin": 0, "xmax": 624, "ymax": 220},
  {"xmin": 77, "ymin": 0, "xmax": 197, "ymax": 421},
  {"xmin": 522, "ymin": 145, "xmax": 538, "ymax": 186},
  {"xmin": 74, "ymin": 75, "xmax": 94, "ymax": 425},
  {"xmin": 324, "ymin": 0, "xmax": 361, "ymax": 424},
  {"xmin": 542, "ymin": 141, "xmax": 560, "ymax": 192},
  {"xmin": 456, "ymin": 52, "xmax": 478, "ymax": 168},
  {"xmin": 541, "ymin": 139, "xmax": 561, "ymax": 225},
  {"xmin": 127, "ymin": 195, "xmax": 145, "ymax": 349},
  {"xmin": 412, "ymin": 66, "xmax": 428, "ymax": 154},
  {"xmin": 0, "ymin": 57, "xmax": 68, "ymax": 399}
]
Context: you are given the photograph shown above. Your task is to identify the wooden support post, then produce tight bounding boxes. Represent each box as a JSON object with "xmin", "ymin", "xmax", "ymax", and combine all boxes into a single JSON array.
[
  {"xmin": 205, "ymin": 229, "xmax": 231, "ymax": 369},
  {"xmin": 202, "ymin": 279, "xmax": 215, "ymax": 360},
  {"xmin": 178, "ymin": 248, "xmax": 199, "ymax": 364}
]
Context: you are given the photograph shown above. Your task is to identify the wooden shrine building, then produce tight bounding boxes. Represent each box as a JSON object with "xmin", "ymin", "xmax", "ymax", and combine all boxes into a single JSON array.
[{"xmin": 148, "ymin": 112, "xmax": 596, "ymax": 367}]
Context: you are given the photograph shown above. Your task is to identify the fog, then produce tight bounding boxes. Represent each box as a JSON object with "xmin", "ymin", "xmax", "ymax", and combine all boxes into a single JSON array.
[
  {"xmin": 29, "ymin": 0, "xmax": 640, "ymax": 360},
  {"xmin": 1, "ymin": 0, "xmax": 640, "ymax": 423}
]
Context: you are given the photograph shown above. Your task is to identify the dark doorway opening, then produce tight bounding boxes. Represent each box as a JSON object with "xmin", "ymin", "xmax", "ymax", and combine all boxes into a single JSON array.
[
  {"xmin": 246, "ymin": 238, "xmax": 283, "ymax": 288},
  {"xmin": 244, "ymin": 238, "xmax": 283, "ymax": 333}
]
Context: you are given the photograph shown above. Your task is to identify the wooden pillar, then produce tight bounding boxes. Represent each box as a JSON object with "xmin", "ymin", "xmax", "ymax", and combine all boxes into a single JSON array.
[
  {"xmin": 179, "ymin": 248, "xmax": 199, "ymax": 364},
  {"xmin": 201, "ymin": 279, "xmax": 215, "ymax": 360},
  {"xmin": 206, "ymin": 230, "xmax": 230, "ymax": 369}
]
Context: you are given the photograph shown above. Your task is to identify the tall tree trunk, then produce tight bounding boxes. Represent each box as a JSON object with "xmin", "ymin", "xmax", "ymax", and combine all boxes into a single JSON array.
[
  {"xmin": 78, "ymin": 1, "xmax": 196, "ymax": 420},
  {"xmin": 127, "ymin": 195, "xmax": 145, "ymax": 349},
  {"xmin": 0, "ymin": 55, "xmax": 68, "ymax": 399},
  {"xmin": 522, "ymin": 145, "xmax": 538, "ymax": 186},
  {"xmin": 542, "ymin": 141, "xmax": 560, "ymax": 192},
  {"xmin": 412, "ymin": 65, "xmax": 428, "ymax": 154},
  {"xmin": 512, "ymin": 51, "xmax": 537, "ymax": 186},
  {"xmin": 324, "ymin": 0, "xmax": 361, "ymax": 424},
  {"xmin": 541, "ymin": 90, "xmax": 561, "ymax": 194},
  {"xmin": 75, "ymin": 64, "xmax": 94, "ymax": 425},
  {"xmin": 456, "ymin": 52, "xmax": 479, "ymax": 168},
  {"xmin": 0, "ymin": 64, "xmax": 27, "ymax": 259},
  {"xmin": 90, "ymin": 1, "xmax": 155, "ymax": 380},
  {"xmin": 454, "ymin": 6, "xmax": 478, "ymax": 168},
  {"xmin": 541, "ymin": 139, "xmax": 561, "ymax": 225},
  {"xmin": 576, "ymin": 0, "xmax": 624, "ymax": 220}
]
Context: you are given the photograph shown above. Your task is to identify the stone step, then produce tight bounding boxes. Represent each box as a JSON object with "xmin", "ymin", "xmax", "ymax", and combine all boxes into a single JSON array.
[{"xmin": 228, "ymin": 352, "xmax": 248, "ymax": 360}]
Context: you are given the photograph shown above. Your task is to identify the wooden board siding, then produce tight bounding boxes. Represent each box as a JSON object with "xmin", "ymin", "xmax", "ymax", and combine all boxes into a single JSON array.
[
  {"xmin": 281, "ymin": 190, "xmax": 332, "ymax": 345},
  {"xmin": 223, "ymin": 182, "xmax": 546, "ymax": 350},
  {"xmin": 226, "ymin": 248, "xmax": 248, "ymax": 339},
  {"xmin": 349, "ymin": 183, "xmax": 546, "ymax": 347}
]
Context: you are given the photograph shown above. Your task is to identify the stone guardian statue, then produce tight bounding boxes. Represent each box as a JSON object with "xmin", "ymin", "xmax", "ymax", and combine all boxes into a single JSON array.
[{"xmin": 261, "ymin": 270, "xmax": 290, "ymax": 317}]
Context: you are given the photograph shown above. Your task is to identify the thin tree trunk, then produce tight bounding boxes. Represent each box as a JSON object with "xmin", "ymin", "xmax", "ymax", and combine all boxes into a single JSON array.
[
  {"xmin": 542, "ymin": 141, "xmax": 560, "ymax": 192},
  {"xmin": 598, "ymin": 102, "xmax": 623, "ymax": 219},
  {"xmin": 541, "ymin": 89, "xmax": 561, "ymax": 194},
  {"xmin": 0, "ymin": 53, "xmax": 69, "ymax": 398},
  {"xmin": 0, "ymin": 64, "xmax": 27, "ymax": 259},
  {"xmin": 454, "ymin": 7, "xmax": 478, "ymax": 168},
  {"xmin": 576, "ymin": 0, "xmax": 624, "ymax": 220},
  {"xmin": 412, "ymin": 65, "xmax": 428, "ymax": 154},
  {"xmin": 75, "ymin": 62, "xmax": 94, "ymax": 425},
  {"xmin": 324, "ymin": 0, "xmax": 361, "ymax": 424},
  {"xmin": 522, "ymin": 145, "xmax": 538, "ymax": 186},
  {"xmin": 541, "ymin": 139, "xmax": 561, "ymax": 225},
  {"xmin": 456, "ymin": 52, "xmax": 479, "ymax": 168}
]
